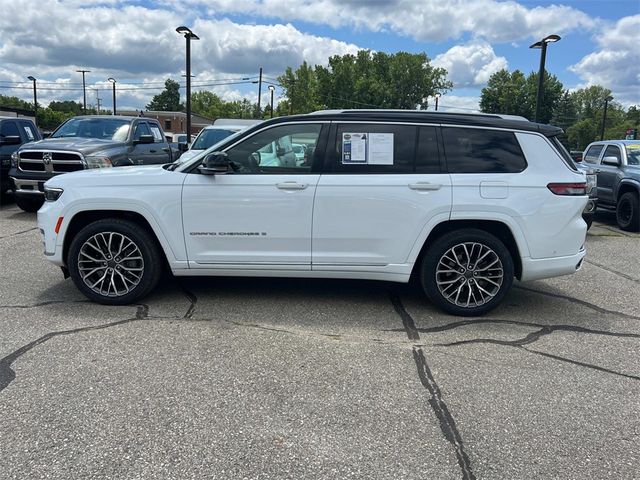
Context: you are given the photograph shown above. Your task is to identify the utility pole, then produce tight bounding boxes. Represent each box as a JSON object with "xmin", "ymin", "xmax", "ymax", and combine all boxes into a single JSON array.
[
  {"xmin": 257, "ymin": 67, "xmax": 263, "ymax": 118},
  {"xmin": 600, "ymin": 95, "xmax": 614, "ymax": 141},
  {"xmin": 76, "ymin": 69, "xmax": 91, "ymax": 114},
  {"xmin": 94, "ymin": 89, "xmax": 102, "ymax": 115}
]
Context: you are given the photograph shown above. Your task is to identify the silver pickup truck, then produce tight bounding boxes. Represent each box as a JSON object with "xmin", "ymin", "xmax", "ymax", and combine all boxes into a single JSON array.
[{"xmin": 9, "ymin": 115, "xmax": 174, "ymax": 212}]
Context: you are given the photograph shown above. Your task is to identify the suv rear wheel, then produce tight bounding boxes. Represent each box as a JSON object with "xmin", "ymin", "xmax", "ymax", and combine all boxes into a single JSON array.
[
  {"xmin": 68, "ymin": 219, "xmax": 163, "ymax": 304},
  {"xmin": 421, "ymin": 229, "xmax": 514, "ymax": 316},
  {"xmin": 616, "ymin": 191, "xmax": 639, "ymax": 232}
]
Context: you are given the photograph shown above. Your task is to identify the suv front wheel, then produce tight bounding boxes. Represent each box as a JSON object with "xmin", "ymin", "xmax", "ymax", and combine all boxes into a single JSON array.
[
  {"xmin": 421, "ymin": 229, "xmax": 514, "ymax": 316},
  {"xmin": 68, "ymin": 219, "xmax": 163, "ymax": 304}
]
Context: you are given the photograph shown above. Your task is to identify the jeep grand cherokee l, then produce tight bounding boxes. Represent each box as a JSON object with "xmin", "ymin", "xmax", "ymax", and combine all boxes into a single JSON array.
[{"xmin": 38, "ymin": 110, "xmax": 589, "ymax": 316}]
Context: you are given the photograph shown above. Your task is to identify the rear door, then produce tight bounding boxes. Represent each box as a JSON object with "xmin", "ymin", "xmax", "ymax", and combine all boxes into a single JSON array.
[{"xmin": 312, "ymin": 122, "xmax": 451, "ymax": 271}]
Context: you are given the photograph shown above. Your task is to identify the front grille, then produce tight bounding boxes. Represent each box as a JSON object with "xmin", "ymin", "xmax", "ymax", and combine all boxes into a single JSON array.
[{"xmin": 18, "ymin": 150, "xmax": 85, "ymax": 173}]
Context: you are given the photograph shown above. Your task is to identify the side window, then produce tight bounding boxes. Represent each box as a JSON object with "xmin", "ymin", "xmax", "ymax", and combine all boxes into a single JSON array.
[
  {"xmin": 149, "ymin": 124, "xmax": 164, "ymax": 143},
  {"xmin": 225, "ymin": 123, "xmax": 322, "ymax": 174},
  {"xmin": 0, "ymin": 120, "xmax": 20, "ymax": 139},
  {"xmin": 584, "ymin": 145, "xmax": 604, "ymax": 164},
  {"xmin": 603, "ymin": 145, "xmax": 621, "ymax": 162},
  {"xmin": 416, "ymin": 126, "xmax": 440, "ymax": 173},
  {"xmin": 333, "ymin": 123, "xmax": 416, "ymax": 173},
  {"xmin": 164, "ymin": 120, "xmax": 172, "ymax": 131},
  {"xmin": 443, "ymin": 127, "xmax": 527, "ymax": 174},
  {"xmin": 133, "ymin": 122, "xmax": 151, "ymax": 140}
]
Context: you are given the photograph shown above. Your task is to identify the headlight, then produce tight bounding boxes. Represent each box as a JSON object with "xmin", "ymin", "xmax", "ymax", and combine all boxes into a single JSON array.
[
  {"xmin": 84, "ymin": 155, "xmax": 113, "ymax": 168},
  {"xmin": 44, "ymin": 187, "xmax": 64, "ymax": 202},
  {"xmin": 11, "ymin": 152, "xmax": 19, "ymax": 167}
]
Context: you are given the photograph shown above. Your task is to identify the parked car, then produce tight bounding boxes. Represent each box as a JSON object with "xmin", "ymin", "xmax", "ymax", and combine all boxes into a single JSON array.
[
  {"xmin": 582, "ymin": 140, "xmax": 640, "ymax": 231},
  {"xmin": 38, "ymin": 110, "xmax": 589, "ymax": 316},
  {"xmin": 10, "ymin": 115, "xmax": 174, "ymax": 212},
  {"xmin": 175, "ymin": 119, "xmax": 261, "ymax": 164},
  {"xmin": 572, "ymin": 158, "xmax": 598, "ymax": 229},
  {"xmin": 0, "ymin": 116, "xmax": 41, "ymax": 195}
]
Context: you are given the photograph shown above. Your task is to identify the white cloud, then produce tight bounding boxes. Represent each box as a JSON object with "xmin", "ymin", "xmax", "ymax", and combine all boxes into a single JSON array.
[
  {"xmin": 433, "ymin": 95, "xmax": 480, "ymax": 113},
  {"xmin": 178, "ymin": 0, "xmax": 597, "ymax": 43},
  {"xmin": 570, "ymin": 15, "xmax": 640, "ymax": 106},
  {"xmin": 433, "ymin": 43, "xmax": 508, "ymax": 88}
]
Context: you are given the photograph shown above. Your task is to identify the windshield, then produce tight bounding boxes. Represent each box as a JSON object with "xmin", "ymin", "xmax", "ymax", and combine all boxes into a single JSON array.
[
  {"xmin": 52, "ymin": 118, "xmax": 130, "ymax": 141},
  {"xmin": 626, "ymin": 145, "xmax": 640, "ymax": 165},
  {"xmin": 192, "ymin": 128, "xmax": 237, "ymax": 150}
]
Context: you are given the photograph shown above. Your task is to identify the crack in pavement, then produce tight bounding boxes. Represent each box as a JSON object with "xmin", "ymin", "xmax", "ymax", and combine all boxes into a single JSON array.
[
  {"xmin": 514, "ymin": 285, "xmax": 640, "ymax": 320},
  {"xmin": 1, "ymin": 299, "xmax": 88, "ymax": 309},
  {"xmin": 0, "ymin": 227, "xmax": 38, "ymax": 240},
  {"xmin": 177, "ymin": 281, "xmax": 198, "ymax": 319},
  {"xmin": 390, "ymin": 292, "xmax": 476, "ymax": 480},
  {"xmin": 0, "ymin": 304, "xmax": 149, "ymax": 394},
  {"xmin": 414, "ymin": 318, "xmax": 640, "ymax": 382},
  {"xmin": 585, "ymin": 259, "xmax": 640, "ymax": 284}
]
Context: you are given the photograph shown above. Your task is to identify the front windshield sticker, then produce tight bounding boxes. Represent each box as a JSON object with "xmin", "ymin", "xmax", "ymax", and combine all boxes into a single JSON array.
[{"xmin": 23, "ymin": 125, "xmax": 35, "ymax": 140}]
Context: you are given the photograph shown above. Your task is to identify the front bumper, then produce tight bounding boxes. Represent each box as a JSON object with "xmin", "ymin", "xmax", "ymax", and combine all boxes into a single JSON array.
[{"xmin": 37, "ymin": 199, "xmax": 66, "ymax": 265}]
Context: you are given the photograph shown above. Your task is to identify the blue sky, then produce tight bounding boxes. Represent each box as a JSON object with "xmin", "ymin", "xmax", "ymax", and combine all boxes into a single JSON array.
[{"xmin": 0, "ymin": 0, "xmax": 638, "ymax": 112}]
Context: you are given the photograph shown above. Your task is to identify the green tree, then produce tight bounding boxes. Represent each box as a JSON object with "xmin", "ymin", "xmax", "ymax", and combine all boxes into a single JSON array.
[
  {"xmin": 277, "ymin": 51, "xmax": 452, "ymax": 114},
  {"xmin": 146, "ymin": 79, "xmax": 182, "ymax": 111},
  {"xmin": 480, "ymin": 69, "xmax": 564, "ymax": 123},
  {"xmin": 0, "ymin": 94, "xmax": 33, "ymax": 110},
  {"xmin": 49, "ymin": 100, "xmax": 84, "ymax": 115}
]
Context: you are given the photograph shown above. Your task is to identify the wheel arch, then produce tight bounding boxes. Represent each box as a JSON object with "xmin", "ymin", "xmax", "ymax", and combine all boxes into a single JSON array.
[
  {"xmin": 62, "ymin": 209, "xmax": 173, "ymax": 269},
  {"xmin": 617, "ymin": 180, "xmax": 640, "ymax": 200},
  {"xmin": 410, "ymin": 219, "xmax": 523, "ymax": 280}
]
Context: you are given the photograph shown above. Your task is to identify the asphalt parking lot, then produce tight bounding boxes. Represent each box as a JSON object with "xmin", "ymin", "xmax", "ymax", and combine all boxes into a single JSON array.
[{"xmin": 1, "ymin": 199, "xmax": 639, "ymax": 480}]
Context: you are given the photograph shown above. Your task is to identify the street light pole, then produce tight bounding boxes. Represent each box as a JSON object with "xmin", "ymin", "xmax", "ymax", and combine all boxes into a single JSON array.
[
  {"xmin": 600, "ymin": 95, "xmax": 614, "ymax": 141},
  {"xmin": 257, "ymin": 67, "xmax": 263, "ymax": 119},
  {"xmin": 434, "ymin": 92, "xmax": 441, "ymax": 111},
  {"xmin": 76, "ymin": 69, "xmax": 91, "ymax": 114},
  {"xmin": 108, "ymin": 78, "xmax": 116, "ymax": 115},
  {"xmin": 27, "ymin": 76, "xmax": 37, "ymax": 124},
  {"xmin": 268, "ymin": 84, "xmax": 275, "ymax": 118},
  {"xmin": 176, "ymin": 26, "xmax": 199, "ymax": 144},
  {"xmin": 529, "ymin": 34, "xmax": 561, "ymax": 123}
]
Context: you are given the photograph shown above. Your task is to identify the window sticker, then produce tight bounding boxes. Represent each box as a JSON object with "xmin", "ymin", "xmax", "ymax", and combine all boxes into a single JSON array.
[
  {"xmin": 368, "ymin": 133, "xmax": 394, "ymax": 165},
  {"xmin": 23, "ymin": 125, "xmax": 35, "ymax": 141},
  {"xmin": 149, "ymin": 125, "xmax": 163, "ymax": 141},
  {"xmin": 341, "ymin": 132, "xmax": 394, "ymax": 165},
  {"xmin": 342, "ymin": 133, "xmax": 367, "ymax": 163}
]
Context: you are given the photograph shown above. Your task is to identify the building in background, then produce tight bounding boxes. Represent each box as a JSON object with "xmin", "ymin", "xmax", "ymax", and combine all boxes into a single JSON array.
[{"xmin": 117, "ymin": 110, "xmax": 213, "ymax": 139}]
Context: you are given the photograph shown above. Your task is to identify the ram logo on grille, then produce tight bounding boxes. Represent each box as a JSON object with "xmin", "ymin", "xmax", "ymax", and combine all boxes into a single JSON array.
[{"xmin": 42, "ymin": 152, "xmax": 52, "ymax": 165}]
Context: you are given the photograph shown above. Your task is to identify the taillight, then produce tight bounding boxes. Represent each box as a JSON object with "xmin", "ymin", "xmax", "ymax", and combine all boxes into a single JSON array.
[{"xmin": 547, "ymin": 182, "xmax": 587, "ymax": 196}]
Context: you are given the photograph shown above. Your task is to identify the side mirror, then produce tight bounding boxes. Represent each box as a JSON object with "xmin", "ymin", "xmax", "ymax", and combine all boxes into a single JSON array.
[
  {"xmin": 134, "ymin": 134, "xmax": 154, "ymax": 145},
  {"xmin": 0, "ymin": 135, "xmax": 22, "ymax": 145},
  {"xmin": 178, "ymin": 142, "xmax": 188, "ymax": 152},
  {"xmin": 198, "ymin": 152, "xmax": 231, "ymax": 175},
  {"xmin": 601, "ymin": 155, "xmax": 620, "ymax": 166}
]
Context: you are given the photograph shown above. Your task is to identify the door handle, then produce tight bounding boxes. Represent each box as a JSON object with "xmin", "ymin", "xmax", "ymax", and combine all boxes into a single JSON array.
[
  {"xmin": 150, "ymin": 149, "xmax": 157, "ymax": 153},
  {"xmin": 276, "ymin": 182, "xmax": 308, "ymax": 190},
  {"xmin": 162, "ymin": 147, "xmax": 170, "ymax": 152},
  {"xmin": 409, "ymin": 182, "xmax": 441, "ymax": 191}
]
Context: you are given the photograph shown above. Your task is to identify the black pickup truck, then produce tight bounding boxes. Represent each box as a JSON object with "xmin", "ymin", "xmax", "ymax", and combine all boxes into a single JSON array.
[
  {"xmin": 1, "ymin": 116, "xmax": 42, "ymax": 196},
  {"xmin": 9, "ymin": 115, "xmax": 175, "ymax": 212}
]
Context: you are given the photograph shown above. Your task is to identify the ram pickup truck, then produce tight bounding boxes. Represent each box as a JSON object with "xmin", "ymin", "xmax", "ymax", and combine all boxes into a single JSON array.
[
  {"xmin": 1, "ymin": 116, "xmax": 42, "ymax": 195},
  {"xmin": 10, "ymin": 115, "xmax": 173, "ymax": 212}
]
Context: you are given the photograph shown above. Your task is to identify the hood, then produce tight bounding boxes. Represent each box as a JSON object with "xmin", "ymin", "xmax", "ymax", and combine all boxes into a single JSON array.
[
  {"xmin": 174, "ymin": 148, "xmax": 203, "ymax": 164},
  {"xmin": 19, "ymin": 137, "xmax": 124, "ymax": 155},
  {"xmin": 625, "ymin": 164, "xmax": 640, "ymax": 177},
  {"xmin": 44, "ymin": 164, "xmax": 179, "ymax": 189}
]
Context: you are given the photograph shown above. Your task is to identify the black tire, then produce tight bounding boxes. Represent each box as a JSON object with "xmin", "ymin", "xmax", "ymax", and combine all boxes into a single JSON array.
[
  {"xmin": 616, "ymin": 192, "xmax": 639, "ymax": 232},
  {"xmin": 420, "ymin": 229, "xmax": 514, "ymax": 317},
  {"xmin": 68, "ymin": 218, "xmax": 163, "ymax": 305},
  {"xmin": 15, "ymin": 195, "xmax": 44, "ymax": 213}
]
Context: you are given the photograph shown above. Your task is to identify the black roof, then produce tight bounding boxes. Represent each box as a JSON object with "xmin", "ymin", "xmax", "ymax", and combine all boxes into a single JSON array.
[{"xmin": 256, "ymin": 110, "xmax": 563, "ymax": 136}]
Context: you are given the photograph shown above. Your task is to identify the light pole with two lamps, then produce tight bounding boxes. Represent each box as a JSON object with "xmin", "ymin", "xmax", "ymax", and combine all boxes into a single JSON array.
[
  {"xmin": 176, "ymin": 26, "xmax": 199, "ymax": 143},
  {"xmin": 529, "ymin": 34, "xmax": 561, "ymax": 123}
]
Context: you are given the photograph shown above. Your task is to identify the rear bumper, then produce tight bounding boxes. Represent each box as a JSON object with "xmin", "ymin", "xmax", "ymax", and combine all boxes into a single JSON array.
[{"xmin": 520, "ymin": 248, "xmax": 586, "ymax": 282}]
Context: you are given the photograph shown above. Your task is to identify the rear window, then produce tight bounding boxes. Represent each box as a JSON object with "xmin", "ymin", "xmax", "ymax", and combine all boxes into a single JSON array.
[
  {"xmin": 550, "ymin": 136, "xmax": 579, "ymax": 171},
  {"xmin": 442, "ymin": 127, "xmax": 527, "ymax": 173}
]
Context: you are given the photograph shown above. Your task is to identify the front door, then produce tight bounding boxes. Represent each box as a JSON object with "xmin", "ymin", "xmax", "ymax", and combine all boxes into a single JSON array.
[
  {"xmin": 182, "ymin": 122, "xmax": 326, "ymax": 269},
  {"xmin": 597, "ymin": 144, "xmax": 622, "ymax": 205}
]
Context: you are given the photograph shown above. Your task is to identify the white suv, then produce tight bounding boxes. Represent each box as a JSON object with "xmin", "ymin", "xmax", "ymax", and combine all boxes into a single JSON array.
[{"xmin": 38, "ymin": 110, "xmax": 588, "ymax": 316}]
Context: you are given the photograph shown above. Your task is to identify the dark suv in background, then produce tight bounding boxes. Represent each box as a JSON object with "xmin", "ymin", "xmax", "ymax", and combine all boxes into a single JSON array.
[
  {"xmin": 582, "ymin": 140, "xmax": 640, "ymax": 231},
  {"xmin": 0, "ymin": 117, "xmax": 41, "ymax": 196}
]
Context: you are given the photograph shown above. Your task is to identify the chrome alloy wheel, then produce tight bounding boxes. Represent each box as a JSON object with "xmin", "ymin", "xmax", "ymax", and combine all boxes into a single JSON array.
[
  {"xmin": 77, "ymin": 232, "xmax": 144, "ymax": 297},
  {"xmin": 435, "ymin": 242, "xmax": 504, "ymax": 308}
]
